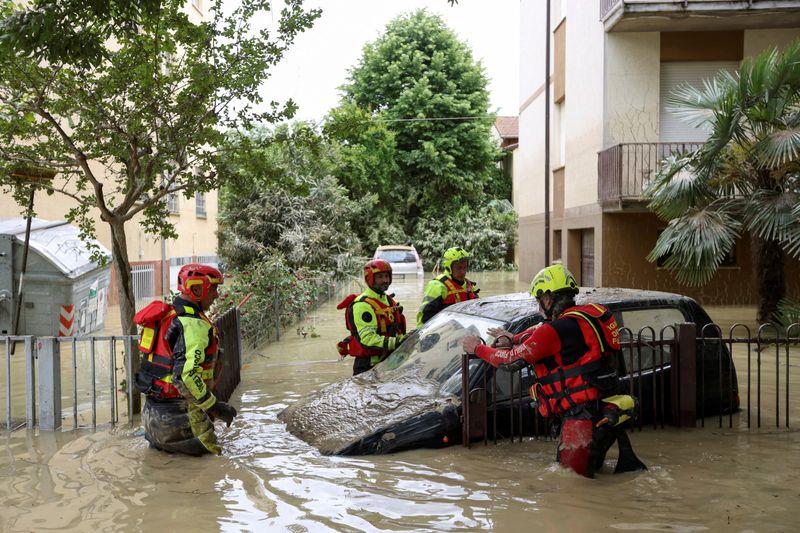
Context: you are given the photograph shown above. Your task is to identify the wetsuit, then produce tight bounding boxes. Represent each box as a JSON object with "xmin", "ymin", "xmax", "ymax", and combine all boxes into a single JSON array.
[
  {"xmin": 475, "ymin": 304, "xmax": 645, "ymax": 477},
  {"xmin": 140, "ymin": 296, "xmax": 221, "ymax": 456}
]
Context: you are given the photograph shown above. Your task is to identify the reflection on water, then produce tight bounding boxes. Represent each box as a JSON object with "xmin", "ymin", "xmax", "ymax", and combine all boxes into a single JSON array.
[{"xmin": 1, "ymin": 272, "xmax": 799, "ymax": 531}]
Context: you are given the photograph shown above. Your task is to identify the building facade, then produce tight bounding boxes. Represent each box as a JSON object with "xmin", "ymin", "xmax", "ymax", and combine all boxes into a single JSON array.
[{"xmin": 515, "ymin": 0, "xmax": 800, "ymax": 304}]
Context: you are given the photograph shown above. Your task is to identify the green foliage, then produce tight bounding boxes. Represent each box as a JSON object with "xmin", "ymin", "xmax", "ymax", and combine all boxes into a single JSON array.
[
  {"xmin": 414, "ymin": 199, "xmax": 517, "ymax": 270},
  {"xmin": 213, "ymin": 254, "xmax": 337, "ymax": 348},
  {"xmin": 218, "ymin": 123, "xmax": 364, "ymax": 275},
  {"xmin": 0, "ymin": 0, "xmax": 319, "ymax": 330},
  {"xmin": 335, "ymin": 10, "xmax": 504, "ymax": 228},
  {"xmin": 644, "ymin": 41, "xmax": 800, "ymax": 317},
  {"xmin": 773, "ymin": 298, "xmax": 800, "ymax": 330}
]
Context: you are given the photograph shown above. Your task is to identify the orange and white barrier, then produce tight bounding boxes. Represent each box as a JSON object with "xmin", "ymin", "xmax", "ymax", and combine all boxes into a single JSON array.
[{"xmin": 58, "ymin": 304, "xmax": 74, "ymax": 336}]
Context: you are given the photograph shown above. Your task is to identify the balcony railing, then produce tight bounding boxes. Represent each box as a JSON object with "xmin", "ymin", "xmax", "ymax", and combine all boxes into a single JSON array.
[
  {"xmin": 597, "ymin": 142, "xmax": 703, "ymax": 208},
  {"xmin": 600, "ymin": 0, "xmax": 621, "ymax": 20}
]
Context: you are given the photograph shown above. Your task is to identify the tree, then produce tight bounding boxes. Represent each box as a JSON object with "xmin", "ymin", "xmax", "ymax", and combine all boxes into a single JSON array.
[
  {"xmin": 338, "ymin": 10, "xmax": 501, "ymax": 229},
  {"xmin": 0, "ymin": 0, "xmax": 320, "ymax": 335},
  {"xmin": 217, "ymin": 123, "xmax": 364, "ymax": 275},
  {"xmin": 644, "ymin": 42, "xmax": 800, "ymax": 322}
]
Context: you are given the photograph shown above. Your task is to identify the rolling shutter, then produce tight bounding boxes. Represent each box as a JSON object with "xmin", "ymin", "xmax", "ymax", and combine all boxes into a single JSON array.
[{"xmin": 659, "ymin": 61, "xmax": 738, "ymax": 143}]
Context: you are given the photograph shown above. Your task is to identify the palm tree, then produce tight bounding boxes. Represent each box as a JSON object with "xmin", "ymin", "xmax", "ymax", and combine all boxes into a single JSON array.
[{"xmin": 645, "ymin": 42, "xmax": 800, "ymax": 322}]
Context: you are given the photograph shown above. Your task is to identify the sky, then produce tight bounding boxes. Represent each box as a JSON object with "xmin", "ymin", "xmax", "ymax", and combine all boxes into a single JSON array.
[{"xmin": 246, "ymin": 0, "xmax": 520, "ymax": 123}]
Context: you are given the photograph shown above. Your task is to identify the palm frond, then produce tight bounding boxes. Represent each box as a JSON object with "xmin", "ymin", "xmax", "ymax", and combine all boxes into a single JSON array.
[
  {"xmin": 644, "ymin": 153, "xmax": 715, "ymax": 220},
  {"xmin": 772, "ymin": 297, "xmax": 800, "ymax": 330},
  {"xmin": 781, "ymin": 201, "xmax": 800, "ymax": 258},
  {"xmin": 646, "ymin": 207, "xmax": 741, "ymax": 286},
  {"xmin": 743, "ymin": 189, "xmax": 798, "ymax": 243},
  {"xmin": 753, "ymin": 127, "xmax": 800, "ymax": 168},
  {"xmin": 667, "ymin": 72, "xmax": 733, "ymax": 129}
]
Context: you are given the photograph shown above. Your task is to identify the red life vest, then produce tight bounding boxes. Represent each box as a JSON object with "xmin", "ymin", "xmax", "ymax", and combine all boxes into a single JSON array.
[
  {"xmin": 134, "ymin": 300, "xmax": 218, "ymax": 399},
  {"xmin": 530, "ymin": 303, "xmax": 620, "ymax": 418},
  {"xmin": 336, "ymin": 292, "xmax": 406, "ymax": 358},
  {"xmin": 440, "ymin": 275, "xmax": 479, "ymax": 306}
]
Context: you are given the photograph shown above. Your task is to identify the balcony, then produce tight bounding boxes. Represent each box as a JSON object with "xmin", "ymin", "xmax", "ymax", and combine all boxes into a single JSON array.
[
  {"xmin": 600, "ymin": 0, "xmax": 800, "ymax": 32},
  {"xmin": 597, "ymin": 142, "xmax": 703, "ymax": 211}
]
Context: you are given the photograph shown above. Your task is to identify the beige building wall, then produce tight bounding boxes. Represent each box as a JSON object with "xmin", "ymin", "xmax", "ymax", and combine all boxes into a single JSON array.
[{"xmin": 514, "ymin": 0, "xmax": 800, "ymax": 305}]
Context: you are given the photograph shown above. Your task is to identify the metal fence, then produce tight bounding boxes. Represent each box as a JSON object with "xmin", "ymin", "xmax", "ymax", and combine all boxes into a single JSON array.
[
  {"xmin": 460, "ymin": 321, "xmax": 800, "ymax": 447},
  {"xmin": 131, "ymin": 264, "xmax": 155, "ymax": 303},
  {"xmin": 1, "ymin": 306, "xmax": 241, "ymax": 431}
]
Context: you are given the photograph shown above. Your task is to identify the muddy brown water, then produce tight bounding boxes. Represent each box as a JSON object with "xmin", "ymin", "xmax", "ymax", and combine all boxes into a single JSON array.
[{"xmin": 1, "ymin": 272, "xmax": 799, "ymax": 531}]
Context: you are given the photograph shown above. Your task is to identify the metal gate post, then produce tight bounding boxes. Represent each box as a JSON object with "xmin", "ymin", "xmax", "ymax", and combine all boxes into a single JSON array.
[
  {"xmin": 37, "ymin": 337, "xmax": 61, "ymax": 430},
  {"xmin": 125, "ymin": 337, "xmax": 141, "ymax": 419},
  {"xmin": 24, "ymin": 336, "xmax": 35, "ymax": 428},
  {"xmin": 673, "ymin": 323, "xmax": 697, "ymax": 427}
]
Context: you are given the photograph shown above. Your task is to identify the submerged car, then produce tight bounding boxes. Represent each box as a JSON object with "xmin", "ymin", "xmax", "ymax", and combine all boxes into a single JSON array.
[
  {"xmin": 280, "ymin": 288, "xmax": 739, "ymax": 455},
  {"xmin": 373, "ymin": 245, "xmax": 423, "ymax": 277}
]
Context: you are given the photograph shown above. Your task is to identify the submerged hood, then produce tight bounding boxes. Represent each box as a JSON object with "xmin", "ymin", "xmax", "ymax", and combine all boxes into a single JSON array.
[{"xmin": 279, "ymin": 369, "xmax": 458, "ymax": 455}]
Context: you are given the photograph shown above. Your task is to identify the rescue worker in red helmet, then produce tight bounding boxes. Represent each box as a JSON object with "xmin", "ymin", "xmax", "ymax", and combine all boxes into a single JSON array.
[
  {"xmin": 336, "ymin": 259, "xmax": 407, "ymax": 375},
  {"xmin": 462, "ymin": 264, "xmax": 646, "ymax": 478},
  {"xmin": 136, "ymin": 263, "xmax": 237, "ymax": 456},
  {"xmin": 417, "ymin": 247, "xmax": 479, "ymax": 328}
]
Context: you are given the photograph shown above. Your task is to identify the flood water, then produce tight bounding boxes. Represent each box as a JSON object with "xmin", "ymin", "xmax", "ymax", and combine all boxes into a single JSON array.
[{"xmin": 1, "ymin": 272, "xmax": 799, "ymax": 531}]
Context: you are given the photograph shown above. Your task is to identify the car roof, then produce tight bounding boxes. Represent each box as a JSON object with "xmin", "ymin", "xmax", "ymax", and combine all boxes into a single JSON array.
[
  {"xmin": 376, "ymin": 245, "xmax": 415, "ymax": 251},
  {"xmin": 448, "ymin": 287, "xmax": 698, "ymax": 324}
]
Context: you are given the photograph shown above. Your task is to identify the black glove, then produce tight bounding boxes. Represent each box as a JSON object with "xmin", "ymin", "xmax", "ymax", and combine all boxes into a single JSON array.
[
  {"xmin": 207, "ymin": 401, "xmax": 237, "ymax": 427},
  {"xmin": 500, "ymin": 358, "xmax": 528, "ymax": 373}
]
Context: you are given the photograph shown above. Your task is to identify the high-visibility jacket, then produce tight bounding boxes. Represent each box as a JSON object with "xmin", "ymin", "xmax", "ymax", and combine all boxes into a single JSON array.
[
  {"xmin": 337, "ymin": 287, "xmax": 406, "ymax": 366},
  {"xmin": 134, "ymin": 297, "xmax": 218, "ymax": 411},
  {"xmin": 416, "ymin": 274, "xmax": 479, "ymax": 327},
  {"xmin": 475, "ymin": 303, "xmax": 620, "ymax": 418}
]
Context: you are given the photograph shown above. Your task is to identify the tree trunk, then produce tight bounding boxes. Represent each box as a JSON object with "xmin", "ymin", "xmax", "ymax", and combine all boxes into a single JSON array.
[
  {"xmin": 109, "ymin": 218, "xmax": 142, "ymax": 415},
  {"xmin": 753, "ymin": 236, "xmax": 785, "ymax": 323},
  {"xmin": 109, "ymin": 218, "xmax": 137, "ymax": 335}
]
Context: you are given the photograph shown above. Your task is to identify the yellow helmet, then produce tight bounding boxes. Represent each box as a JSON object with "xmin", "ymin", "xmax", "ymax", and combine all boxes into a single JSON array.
[
  {"xmin": 442, "ymin": 247, "xmax": 470, "ymax": 273},
  {"xmin": 529, "ymin": 264, "xmax": 578, "ymax": 299}
]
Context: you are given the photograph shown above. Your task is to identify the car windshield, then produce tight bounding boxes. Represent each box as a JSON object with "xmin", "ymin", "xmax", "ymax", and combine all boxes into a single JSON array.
[
  {"xmin": 377, "ymin": 250, "xmax": 417, "ymax": 263},
  {"xmin": 374, "ymin": 311, "xmax": 504, "ymax": 396}
]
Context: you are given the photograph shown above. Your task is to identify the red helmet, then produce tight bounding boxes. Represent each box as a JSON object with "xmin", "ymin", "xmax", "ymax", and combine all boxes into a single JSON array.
[
  {"xmin": 364, "ymin": 259, "xmax": 392, "ymax": 288},
  {"xmin": 177, "ymin": 263, "xmax": 223, "ymax": 303}
]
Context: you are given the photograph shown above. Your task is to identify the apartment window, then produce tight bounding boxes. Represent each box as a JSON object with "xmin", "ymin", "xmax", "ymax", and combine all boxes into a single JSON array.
[
  {"xmin": 553, "ymin": 230, "xmax": 563, "ymax": 262},
  {"xmin": 553, "ymin": 19, "xmax": 566, "ymax": 104},
  {"xmin": 195, "ymin": 191, "xmax": 206, "ymax": 218},
  {"xmin": 166, "ymin": 192, "xmax": 179, "ymax": 214},
  {"xmin": 555, "ymin": 100, "xmax": 566, "ymax": 167},
  {"xmin": 581, "ymin": 229, "xmax": 595, "ymax": 286}
]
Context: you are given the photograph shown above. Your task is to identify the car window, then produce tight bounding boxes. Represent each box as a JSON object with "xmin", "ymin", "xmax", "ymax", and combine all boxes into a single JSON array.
[
  {"xmin": 377, "ymin": 250, "xmax": 417, "ymax": 263},
  {"xmin": 618, "ymin": 307, "xmax": 685, "ymax": 372},
  {"xmin": 375, "ymin": 311, "xmax": 503, "ymax": 395}
]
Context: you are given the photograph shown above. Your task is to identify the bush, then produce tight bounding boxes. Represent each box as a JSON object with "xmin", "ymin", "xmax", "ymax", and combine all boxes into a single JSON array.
[
  {"xmin": 413, "ymin": 199, "xmax": 517, "ymax": 271},
  {"xmin": 214, "ymin": 253, "xmax": 346, "ymax": 348}
]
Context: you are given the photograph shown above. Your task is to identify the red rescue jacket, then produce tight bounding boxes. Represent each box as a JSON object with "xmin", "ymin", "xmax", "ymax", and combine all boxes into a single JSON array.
[
  {"xmin": 336, "ymin": 293, "xmax": 406, "ymax": 358},
  {"xmin": 529, "ymin": 304, "xmax": 621, "ymax": 417},
  {"xmin": 134, "ymin": 300, "xmax": 218, "ymax": 399}
]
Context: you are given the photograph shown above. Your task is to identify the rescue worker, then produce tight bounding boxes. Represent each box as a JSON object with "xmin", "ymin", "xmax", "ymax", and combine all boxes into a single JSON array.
[
  {"xmin": 416, "ymin": 247, "xmax": 479, "ymax": 328},
  {"xmin": 337, "ymin": 259, "xmax": 407, "ymax": 375},
  {"xmin": 461, "ymin": 264, "xmax": 646, "ymax": 478},
  {"xmin": 136, "ymin": 263, "xmax": 238, "ymax": 456}
]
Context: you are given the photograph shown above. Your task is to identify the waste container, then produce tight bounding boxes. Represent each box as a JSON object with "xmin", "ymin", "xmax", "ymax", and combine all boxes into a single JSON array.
[{"xmin": 0, "ymin": 218, "xmax": 112, "ymax": 336}]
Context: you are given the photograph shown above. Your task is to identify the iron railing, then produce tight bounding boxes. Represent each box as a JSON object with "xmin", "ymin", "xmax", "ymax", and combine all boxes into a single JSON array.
[
  {"xmin": 600, "ymin": 0, "xmax": 621, "ymax": 19},
  {"xmin": 1, "ymin": 306, "xmax": 242, "ymax": 431},
  {"xmin": 460, "ymin": 321, "xmax": 800, "ymax": 447},
  {"xmin": 597, "ymin": 142, "xmax": 703, "ymax": 206}
]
